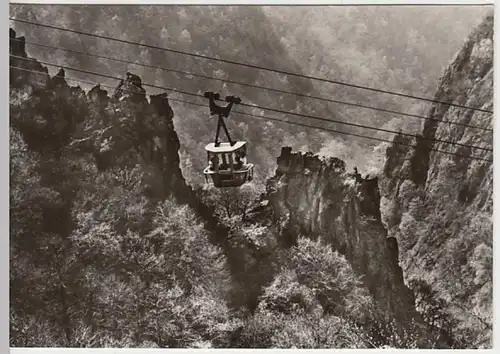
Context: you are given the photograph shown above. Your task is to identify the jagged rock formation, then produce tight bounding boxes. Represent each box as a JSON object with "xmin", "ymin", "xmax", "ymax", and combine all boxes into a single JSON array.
[
  {"xmin": 10, "ymin": 28, "xmax": 190, "ymax": 202},
  {"xmin": 262, "ymin": 147, "xmax": 419, "ymax": 326},
  {"xmin": 380, "ymin": 14, "xmax": 493, "ymax": 348},
  {"xmin": 10, "ymin": 28, "xmax": 49, "ymax": 92}
]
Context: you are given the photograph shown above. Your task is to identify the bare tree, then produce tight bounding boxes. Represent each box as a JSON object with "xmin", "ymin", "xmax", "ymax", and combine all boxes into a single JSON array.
[{"xmin": 201, "ymin": 183, "xmax": 261, "ymax": 222}]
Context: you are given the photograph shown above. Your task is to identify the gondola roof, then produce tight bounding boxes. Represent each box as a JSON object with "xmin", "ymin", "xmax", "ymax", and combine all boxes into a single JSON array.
[{"xmin": 205, "ymin": 141, "xmax": 246, "ymax": 153}]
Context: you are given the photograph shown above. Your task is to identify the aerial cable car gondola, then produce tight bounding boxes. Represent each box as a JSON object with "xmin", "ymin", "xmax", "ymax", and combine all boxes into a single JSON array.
[{"xmin": 203, "ymin": 91, "xmax": 254, "ymax": 188}]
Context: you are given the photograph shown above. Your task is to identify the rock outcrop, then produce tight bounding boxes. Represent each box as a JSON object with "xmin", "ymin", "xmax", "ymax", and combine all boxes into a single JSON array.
[
  {"xmin": 10, "ymin": 28, "xmax": 190, "ymax": 202},
  {"xmin": 262, "ymin": 147, "xmax": 419, "ymax": 325},
  {"xmin": 10, "ymin": 28, "xmax": 49, "ymax": 92},
  {"xmin": 380, "ymin": 13, "xmax": 493, "ymax": 348}
]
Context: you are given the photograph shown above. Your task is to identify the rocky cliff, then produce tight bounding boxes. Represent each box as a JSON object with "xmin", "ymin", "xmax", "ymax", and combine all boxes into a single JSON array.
[
  {"xmin": 380, "ymin": 14, "xmax": 493, "ymax": 347},
  {"xmin": 262, "ymin": 148, "xmax": 420, "ymax": 327}
]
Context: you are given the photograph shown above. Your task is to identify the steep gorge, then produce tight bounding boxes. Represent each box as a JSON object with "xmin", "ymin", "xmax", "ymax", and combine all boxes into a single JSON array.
[{"xmin": 9, "ymin": 11, "xmax": 493, "ymax": 348}]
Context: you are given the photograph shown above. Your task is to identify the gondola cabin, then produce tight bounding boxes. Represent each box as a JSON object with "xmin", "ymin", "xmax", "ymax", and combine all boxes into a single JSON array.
[{"xmin": 203, "ymin": 141, "xmax": 254, "ymax": 187}]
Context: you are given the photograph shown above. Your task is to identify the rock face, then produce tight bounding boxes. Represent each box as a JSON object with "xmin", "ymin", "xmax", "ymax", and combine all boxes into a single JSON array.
[
  {"xmin": 380, "ymin": 14, "xmax": 493, "ymax": 347},
  {"xmin": 264, "ymin": 147, "xmax": 418, "ymax": 324}
]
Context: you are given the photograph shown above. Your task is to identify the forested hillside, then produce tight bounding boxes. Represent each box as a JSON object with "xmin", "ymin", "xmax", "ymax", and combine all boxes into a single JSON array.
[
  {"xmin": 265, "ymin": 6, "xmax": 488, "ymax": 127},
  {"xmin": 9, "ymin": 5, "xmax": 492, "ymax": 349}
]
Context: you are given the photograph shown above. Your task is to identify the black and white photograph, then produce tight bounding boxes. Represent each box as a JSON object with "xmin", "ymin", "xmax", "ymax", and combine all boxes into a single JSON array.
[{"xmin": 8, "ymin": 1, "xmax": 494, "ymax": 349}]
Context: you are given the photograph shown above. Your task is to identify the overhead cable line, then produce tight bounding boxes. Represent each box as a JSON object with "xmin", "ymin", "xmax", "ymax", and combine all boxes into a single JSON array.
[
  {"xmin": 11, "ymin": 38, "xmax": 492, "ymax": 133},
  {"xmin": 9, "ymin": 17, "xmax": 494, "ymax": 114},
  {"xmin": 9, "ymin": 65, "xmax": 493, "ymax": 163},
  {"xmin": 10, "ymin": 55, "xmax": 493, "ymax": 153}
]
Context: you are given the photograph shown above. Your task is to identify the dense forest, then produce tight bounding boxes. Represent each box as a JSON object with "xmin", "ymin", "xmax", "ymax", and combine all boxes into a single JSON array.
[{"xmin": 9, "ymin": 5, "xmax": 492, "ymax": 349}]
